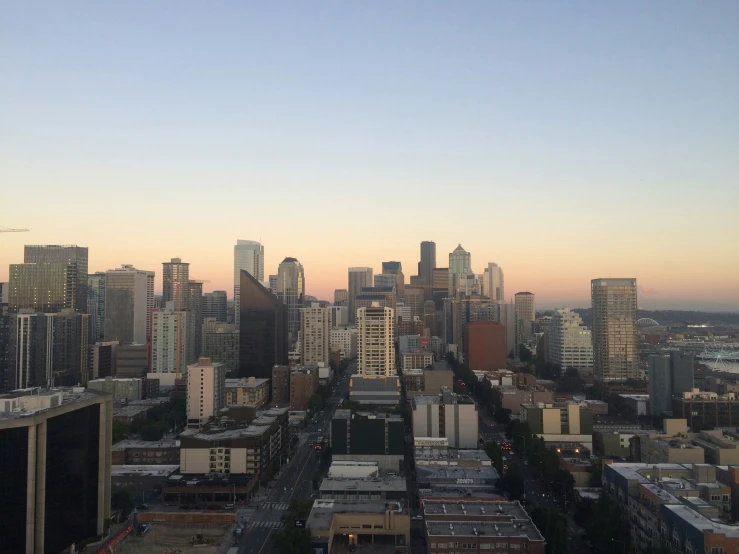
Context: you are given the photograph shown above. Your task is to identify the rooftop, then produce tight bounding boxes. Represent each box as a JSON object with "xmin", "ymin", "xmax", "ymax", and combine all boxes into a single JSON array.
[
  {"xmin": 415, "ymin": 448, "xmax": 492, "ymax": 465},
  {"xmin": 662, "ymin": 503, "xmax": 739, "ymax": 537},
  {"xmin": 112, "ymin": 439, "xmax": 180, "ymax": 450},
  {"xmin": 419, "ymin": 488, "xmax": 507, "ymax": 501},
  {"xmin": 113, "ymin": 405, "xmax": 150, "ymax": 418},
  {"xmin": 320, "ymin": 477, "xmax": 407, "ymax": 493},
  {"xmin": 111, "ymin": 465, "xmax": 179, "ymax": 477},
  {"xmin": 425, "ymin": 519, "xmax": 544, "ymax": 541},
  {"xmin": 416, "ymin": 465, "xmax": 500, "ymax": 483},
  {"xmin": 225, "ymin": 378, "xmax": 269, "ymax": 389},
  {"xmin": 0, "ymin": 388, "xmax": 103, "ymax": 421},
  {"xmin": 307, "ymin": 500, "xmax": 404, "ymax": 531}
]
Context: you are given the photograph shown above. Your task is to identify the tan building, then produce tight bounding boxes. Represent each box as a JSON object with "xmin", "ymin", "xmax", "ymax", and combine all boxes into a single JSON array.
[
  {"xmin": 271, "ymin": 365, "xmax": 290, "ymax": 404},
  {"xmin": 290, "ymin": 365, "xmax": 319, "ymax": 410},
  {"xmin": 401, "ymin": 349, "xmax": 434, "ymax": 370},
  {"xmin": 300, "ymin": 303, "xmax": 331, "ymax": 364},
  {"xmin": 186, "ymin": 357, "xmax": 226, "ymax": 428},
  {"xmin": 329, "ymin": 328, "xmax": 358, "ymax": 360},
  {"xmin": 357, "ymin": 303, "xmax": 395, "ymax": 377},
  {"xmin": 307, "ymin": 500, "xmax": 410, "ymax": 553},
  {"xmin": 403, "ymin": 286, "xmax": 426, "ymax": 319},
  {"xmin": 499, "ymin": 388, "xmax": 554, "ymax": 415},
  {"xmin": 402, "ymin": 368, "xmax": 454, "ymax": 398},
  {"xmin": 226, "ymin": 377, "xmax": 270, "ymax": 408}
]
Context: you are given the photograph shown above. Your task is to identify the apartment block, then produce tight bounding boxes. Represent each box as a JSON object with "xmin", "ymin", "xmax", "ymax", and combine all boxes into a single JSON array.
[
  {"xmin": 401, "ymin": 349, "xmax": 435, "ymax": 370},
  {"xmin": 202, "ymin": 318, "xmax": 240, "ymax": 374},
  {"xmin": 271, "ymin": 365, "xmax": 290, "ymax": 404},
  {"xmin": 225, "ymin": 377, "xmax": 270, "ymax": 409},
  {"xmin": 412, "ymin": 389, "xmax": 479, "ymax": 449},
  {"xmin": 300, "ymin": 303, "xmax": 330, "ymax": 364},
  {"xmin": 186, "ymin": 357, "xmax": 226, "ymax": 428},
  {"xmin": 290, "ymin": 365, "xmax": 319, "ymax": 410}
]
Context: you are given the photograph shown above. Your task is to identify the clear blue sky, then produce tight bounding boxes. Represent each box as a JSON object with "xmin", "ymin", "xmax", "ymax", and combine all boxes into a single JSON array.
[{"xmin": 2, "ymin": 1, "xmax": 738, "ymax": 309}]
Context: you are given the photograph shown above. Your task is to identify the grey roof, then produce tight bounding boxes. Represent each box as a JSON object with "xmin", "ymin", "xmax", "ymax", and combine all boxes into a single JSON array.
[{"xmin": 307, "ymin": 500, "xmax": 403, "ymax": 531}]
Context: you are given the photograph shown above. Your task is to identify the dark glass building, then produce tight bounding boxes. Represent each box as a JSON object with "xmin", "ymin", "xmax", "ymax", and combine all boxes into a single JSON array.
[
  {"xmin": 203, "ymin": 290, "xmax": 228, "ymax": 322},
  {"xmin": 23, "ymin": 245, "xmax": 89, "ymax": 313},
  {"xmin": 0, "ymin": 389, "xmax": 112, "ymax": 554},
  {"xmin": 238, "ymin": 270, "xmax": 288, "ymax": 380},
  {"xmin": 330, "ymin": 410, "xmax": 404, "ymax": 456}
]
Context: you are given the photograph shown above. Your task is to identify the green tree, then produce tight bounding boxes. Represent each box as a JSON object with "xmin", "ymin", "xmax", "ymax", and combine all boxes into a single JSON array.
[
  {"xmin": 308, "ymin": 393, "xmax": 324, "ymax": 412},
  {"xmin": 112, "ymin": 420, "xmax": 130, "ymax": 444},
  {"xmin": 519, "ymin": 345, "xmax": 533, "ymax": 362},
  {"xmin": 111, "ymin": 490, "xmax": 134, "ymax": 517},
  {"xmin": 494, "ymin": 408, "xmax": 511, "ymax": 424},
  {"xmin": 531, "ymin": 508, "xmax": 568, "ymax": 554},
  {"xmin": 139, "ymin": 422, "xmax": 165, "ymax": 441},
  {"xmin": 485, "ymin": 441, "xmax": 504, "ymax": 473},
  {"xmin": 497, "ymin": 462, "xmax": 525, "ymax": 501},
  {"xmin": 589, "ymin": 460, "xmax": 603, "ymax": 487},
  {"xmin": 556, "ymin": 367, "xmax": 584, "ymax": 393}
]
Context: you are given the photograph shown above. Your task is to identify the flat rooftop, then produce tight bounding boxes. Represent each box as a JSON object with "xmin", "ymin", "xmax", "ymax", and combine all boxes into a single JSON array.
[
  {"xmin": 111, "ymin": 465, "xmax": 179, "ymax": 477},
  {"xmin": 113, "ymin": 405, "xmax": 150, "ymax": 418},
  {"xmin": 425, "ymin": 519, "xmax": 544, "ymax": 541},
  {"xmin": 413, "ymin": 395, "xmax": 440, "ymax": 405},
  {"xmin": 415, "ymin": 448, "xmax": 491, "ymax": 465},
  {"xmin": 320, "ymin": 477, "xmax": 407, "ymax": 493},
  {"xmin": 423, "ymin": 499, "xmax": 522, "ymax": 517},
  {"xmin": 417, "ymin": 465, "xmax": 499, "ymax": 482},
  {"xmin": 112, "ymin": 439, "xmax": 180, "ymax": 450},
  {"xmin": 0, "ymin": 388, "xmax": 103, "ymax": 421},
  {"xmin": 307, "ymin": 500, "xmax": 404, "ymax": 531},
  {"xmin": 662, "ymin": 503, "xmax": 739, "ymax": 537},
  {"xmin": 225, "ymin": 378, "xmax": 269, "ymax": 389},
  {"xmin": 419, "ymin": 488, "xmax": 506, "ymax": 500}
]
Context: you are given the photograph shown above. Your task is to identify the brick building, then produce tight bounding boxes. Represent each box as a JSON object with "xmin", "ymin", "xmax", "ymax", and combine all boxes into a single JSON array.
[{"xmin": 463, "ymin": 321, "xmax": 506, "ymax": 371}]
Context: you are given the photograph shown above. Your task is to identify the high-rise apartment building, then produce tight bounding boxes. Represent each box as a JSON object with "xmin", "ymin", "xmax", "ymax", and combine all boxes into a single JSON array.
[
  {"xmin": 238, "ymin": 270, "xmax": 288, "ymax": 380},
  {"xmin": 186, "ymin": 357, "xmax": 226, "ymax": 428},
  {"xmin": 448, "ymin": 244, "xmax": 471, "ymax": 297},
  {"xmin": 357, "ymin": 303, "xmax": 395, "ymax": 377},
  {"xmin": 187, "ymin": 280, "xmax": 204, "ymax": 362},
  {"xmin": 348, "ymin": 267, "xmax": 373, "ymax": 324},
  {"xmin": 649, "ymin": 352, "xmax": 694, "ymax": 416},
  {"xmin": 381, "ymin": 261, "xmax": 404, "ymax": 298},
  {"xmin": 202, "ymin": 290, "xmax": 228, "ymax": 322},
  {"xmin": 162, "ymin": 257, "xmax": 190, "ymax": 311},
  {"xmin": 104, "ymin": 265, "xmax": 154, "ymax": 345},
  {"xmin": 150, "ymin": 305, "xmax": 188, "ymax": 386},
  {"xmin": 300, "ymin": 303, "xmax": 330, "ymax": 364},
  {"xmin": 234, "ymin": 240, "xmax": 265, "ymax": 327},
  {"xmin": 481, "ymin": 262, "xmax": 504, "ymax": 302},
  {"xmin": 202, "ymin": 318, "xmax": 240, "ymax": 374},
  {"xmin": 9, "ymin": 263, "xmax": 72, "ymax": 314},
  {"xmin": 514, "ymin": 292, "xmax": 535, "ymax": 348},
  {"xmin": 591, "ymin": 278, "xmax": 639, "ymax": 382},
  {"xmin": 418, "ymin": 241, "xmax": 436, "ymax": 284},
  {"xmin": 549, "ymin": 308, "xmax": 593, "ymax": 373},
  {"xmin": 334, "ymin": 289, "xmax": 349, "ymax": 306},
  {"xmin": 23, "ymin": 245, "xmax": 89, "ymax": 312},
  {"xmin": 331, "ymin": 305, "xmax": 349, "ymax": 328},
  {"xmin": 274, "ymin": 257, "xmax": 305, "ymax": 344},
  {"xmin": 0, "ymin": 389, "xmax": 112, "ymax": 554},
  {"xmin": 87, "ymin": 271, "xmax": 106, "ymax": 340}
]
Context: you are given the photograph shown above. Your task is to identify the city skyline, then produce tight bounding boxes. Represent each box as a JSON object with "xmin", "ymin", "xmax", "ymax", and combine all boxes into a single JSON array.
[{"xmin": 2, "ymin": 2, "xmax": 737, "ymax": 311}]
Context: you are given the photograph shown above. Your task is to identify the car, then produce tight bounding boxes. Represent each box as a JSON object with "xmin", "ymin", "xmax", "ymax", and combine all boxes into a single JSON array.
[
  {"xmin": 136, "ymin": 504, "xmax": 149, "ymax": 510},
  {"xmin": 524, "ymin": 461, "xmax": 529, "ymax": 466},
  {"xmin": 412, "ymin": 515, "xmax": 423, "ymax": 520}
]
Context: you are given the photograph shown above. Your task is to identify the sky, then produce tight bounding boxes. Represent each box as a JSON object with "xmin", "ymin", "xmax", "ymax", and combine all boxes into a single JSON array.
[{"xmin": 1, "ymin": 1, "xmax": 738, "ymax": 311}]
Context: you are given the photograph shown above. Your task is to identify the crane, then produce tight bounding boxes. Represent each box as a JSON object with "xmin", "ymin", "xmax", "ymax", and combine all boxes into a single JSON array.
[{"xmin": 0, "ymin": 226, "xmax": 29, "ymax": 233}]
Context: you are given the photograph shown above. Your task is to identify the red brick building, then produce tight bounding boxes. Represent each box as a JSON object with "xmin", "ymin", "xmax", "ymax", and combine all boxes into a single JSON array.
[{"xmin": 463, "ymin": 321, "xmax": 506, "ymax": 371}]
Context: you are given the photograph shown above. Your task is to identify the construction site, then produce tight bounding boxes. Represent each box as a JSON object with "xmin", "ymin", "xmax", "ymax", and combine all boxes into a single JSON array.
[{"xmin": 113, "ymin": 523, "xmax": 235, "ymax": 554}]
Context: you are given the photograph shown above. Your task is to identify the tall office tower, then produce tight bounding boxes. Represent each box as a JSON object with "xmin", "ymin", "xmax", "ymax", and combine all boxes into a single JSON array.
[
  {"xmin": 549, "ymin": 308, "xmax": 593, "ymax": 373},
  {"xmin": 0, "ymin": 281, "xmax": 8, "ymax": 305},
  {"xmin": 356, "ymin": 303, "xmax": 395, "ymax": 377},
  {"xmin": 348, "ymin": 267, "xmax": 373, "ymax": 324},
  {"xmin": 0, "ymin": 389, "xmax": 112, "ymax": 554},
  {"xmin": 448, "ymin": 244, "xmax": 472, "ymax": 297},
  {"xmin": 274, "ymin": 257, "xmax": 305, "ymax": 344},
  {"xmin": 202, "ymin": 290, "xmax": 228, "ymax": 322},
  {"xmin": 494, "ymin": 301, "xmax": 517, "ymax": 358},
  {"xmin": 188, "ymin": 280, "xmax": 204, "ymax": 362},
  {"xmin": 381, "ymin": 261, "xmax": 404, "ymax": 298},
  {"xmin": 104, "ymin": 265, "xmax": 154, "ymax": 345},
  {"xmin": 334, "ymin": 289, "xmax": 349, "ymax": 306},
  {"xmin": 202, "ymin": 318, "xmax": 240, "ymax": 375},
  {"xmin": 514, "ymin": 292, "xmax": 536, "ymax": 348},
  {"xmin": 431, "ymin": 267, "xmax": 449, "ymax": 309},
  {"xmin": 9, "ymin": 263, "xmax": 71, "ymax": 314},
  {"xmin": 239, "ymin": 270, "xmax": 288, "ymax": 380},
  {"xmin": 150, "ymin": 304, "xmax": 188, "ymax": 386},
  {"xmin": 649, "ymin": 352, "xmax": 694, "ymax": 416},
  {"xmin": 591, "ymin": 278, "xmax": 638, "ymax": 382},
  {"xmin": 403, "ymin": 286, "xmax": 426, "ymax": 319},
  {"xmin": 374, "ymin": 274, "xmax": 398, "ymax": 290},
  {"xmin": 186, "ymin": 357, "xmax": 226, "ymax": 428},
  {"xmin": 423, "ymin": 300, "xmax": 437, "ymax": 336},
  {"xmin": 449, "ymin": 296, "xmax": 497, "ymax": 356},
  {"xmin": 268, "ymin": 274, "xmax": 278, "ymax": 293},
  {"xmin": 234, "ymin": 240, "xmax": 264, "ymax": 327},
  {"xmin": 23, "ymin": 245, "xmax": 89, "ymax": 312},
  {"xmin": 482, "ymin": 263, "xmax": 504, "ymax": 302},
  {"xmin": 418, "ymin": 241, "xmax": 436, "ymax": 284},
  {"xmin": 88, "ymin": 271, "xmax": 106, "ymax": 340},
  {"xmin": 9, "ymin": 312, "xmax": 47, "ymax": 389},
  {"xmin": 331, "ymin": 305, "xmax": 349, "ymax": 328},
  {"xmin": 300, "ymin": 303, "xmax": 331, "ymax": 364},
  {"xmin": 162, "ymin": 257, "xmax": 190, "ymax": 311}
]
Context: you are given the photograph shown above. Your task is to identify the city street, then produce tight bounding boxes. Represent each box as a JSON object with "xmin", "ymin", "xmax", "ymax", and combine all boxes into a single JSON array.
[{"xmin": 238, "ymin": 365, "xmax": 352, "ymax": 554}]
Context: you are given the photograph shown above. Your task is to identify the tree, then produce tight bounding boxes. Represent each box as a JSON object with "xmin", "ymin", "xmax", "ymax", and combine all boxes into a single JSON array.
[
  {"xmin": 308, "ymin": 393, "xmax": 324, "ymax": 412},
  {"xmin": 531, "ymin": 508, "xmax": 568, "ymax": 554},
  {"xmin": 273, "ymin": 500, "xmax": 314, "ymax": 554},
  {"xmin": 485, "ymin": 441, "xmax": 504, "ymax": 473},
  {"xmin": 519, "ymin": 344, "xmax": 533, "ymax": 362},
  {"xmin": 139, "ymin": 422, "xmax": 165, "ymax": 441},
  {"xmin": 497, "ymin": 462, "xmax": 525, "ymax": 501},
  {"xmin": 494, "ymin": 408, "xmax": 512, "ymax": 424},
  {"xmin": 111, "ymin": 490, "xmax": 134, "ymax": 517},
  {"xmin": 589, "ymin": 460, "xmax": 603, "ymax": 487},
  {"xmin": 555, "ymin": 367, "xmax": 584, "ymax": 393},
  {"xmin": 112, "ymin": 420, "xmax": 130, "ymax": 444}
]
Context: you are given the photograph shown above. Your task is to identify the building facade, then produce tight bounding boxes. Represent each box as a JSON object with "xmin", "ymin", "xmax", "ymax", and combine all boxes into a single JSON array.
[
  {"xmin": 357, "ymin": 304, "xmax": 395, "ymax": 377},
  {"xmin": 271, "ymin": 365, "xmax": 291, "ymax": 404},
  {"xmin": 649, "ymin": 352, "xmax": 694, "ymax": 417},
  {"xmin": 448, "ymin": 245, "xmax": 472, "ymax": 298},
  {"xmin": 202, "ymin": 290, "xmax": 228, "ymax": 322},
  {"xmin": 233, "ymin": 240, "xmax": 265, "ymax": 327},
  {"xmin": 290, "ymin": 365, "xmax": 319, "ymax": 410},
  {"xmin": 150, "ymin": 306, "xmax": 188, "ymax": 386},
  {"xmin": 300, "ymin": 303, "xmax": 330, "ymax": 364},
  {"xmin": 514, "ymin": 291, "xmax": 535, "ymax": 348},
  {"xmin": 225, "ymin": 377, "xmax": 270, "ymax": 408},
  {"xmin": 463, "ymin": 321, "xmax": 506, "ymax": 371},
  {"xmin": 274, "ymin": 257, "xmax": 305, "ymax": 344},
  {"xmin": 186, "ymin": 358, "xmax": 226, "ymax": 428},
  {"xmin": 549, "ymin": 308, "xmax": 593, "ymax": 373},
  {"xmin": 104, "ymin": 265, "xmax": 154, "ymax": 345},
  {"xmin": 591, "ymin": 278, "xmax": 638, "ymax": 382},
  {"xmin": 412, "ymin": 390, "xmax": 479, "ymax": 449},
  {"xmin": 202, "ymin": 318, "xmax": 240, "ymax": 374},
  {"xmin": 23, "ymin": 245, "xmax": 89, "ymax": 313},
  {"xmin": 481, "ymin": 262, "xmax": 504, "ymax": 302}
]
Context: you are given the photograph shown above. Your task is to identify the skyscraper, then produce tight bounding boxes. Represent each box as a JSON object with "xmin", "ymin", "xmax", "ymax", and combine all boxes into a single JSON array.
[
  {"xmin": 88, "ymin": 272, "xmax": 106, "ymax": 341},
  {"xmin": 482, "ymin": 262, "xmax": 504, "ymax": 302},
  {"xmin": 234, "ymin": 240, "xmax": 265, "ymax": 327},
  {"xmin": 9, "ymin": 263, "xmax": 72, "ymax": 313},
  {"xmin": 162, "ymin": 257, "xmax": 190, "ymax": 311},
  {"xmin": 104, "ymin": 265, "xmax": 154, "ymax": 345},
  {"xmin": 150, "ymin": 304, "xmax": 188, "ymax": 386},
  {"xmin": 239, "ymin": 270, "xmax": 288, "ymax": 380},
  {"xmin": 549, "ymin": 308, "xmax": 593, "ymax": 373},
  {"xmin": 514, "ymin": 292, "xmax": 536, "ymax": 348},
  {"xmin": 334, "ymin": 289, "xmax": 349, "ymax": 306},
  {"xmin": 23, "ymin": 245, "xmax": 89, "ymax": 313},
  {"xmin": 448, "ymin": 244, "xmax": 472, "ymax": 297},
  {"xmin": 381, "ymin": 261, "xmax": 404, "ymax": 298},
  {"xmin": 418, "ymin": 241, "xmax": 436, "ymax": 284},
  {"xmin": 348, "ymin": 267, "xmax": 373, "ymax": 324},
  {"xmin": 202, "ymin": 291, "xmax": 228, "ymax": 322},
  {"xmin": 300, "ymin": 303, "xmax": 331, "ymax": 364},
  {"xmin": 591, "ymin": 278, "xmax": 638, "ymax": 382},
  {"xmin": 188, "ymin": 280, "xmax": 204, "ymax": 362},
  {"xmin": 357, "ymin": 303, "xmax": 395, "ymax": 377},
  {"xmin": 649, "ymin": 352, "xmax": 694, "ymax": 416},
  {"xmin": 275, "ymin": 257, "xmax": 305, "ymax": 344}
]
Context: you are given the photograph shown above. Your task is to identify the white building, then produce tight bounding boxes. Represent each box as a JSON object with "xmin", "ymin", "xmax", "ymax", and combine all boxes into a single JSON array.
[
  {"xmin": 233, "ymin": 240, "xmax": 264, "ymax": 326},
  {"xmin": 549, "ymin": 308, "xmax": 594, "ymax": 373},
  {"xmin": 481, "ymin": 262, "xmax": 504, "ymax": 302},
  {"xmin": 150, "ymin": 303, "xmax": 188, "ymax": 386},
  {"xmin": 300, "ymin": 303, "xmax": 331, "ymax": 364},
  {"xmin": 331, "ymin": 305, "xmax": 349, "ymax": 328},
  {"xmin": 186, "ymin": 357, "xmax": 226, "ymax": 428},
  {"xmin": 104, "ymin": 265, "xmax": 154, "ymax": 345},
  {"xmin": 357, "ymin": 303, "xmax": 395, "ymax": 377},
  {"xmin": 330, "ymin": 327, "xmax": 358, "ymax": 360},
  {"xmin": 412, "ymin": 389, "xmax": 479, "ymax": 449}
]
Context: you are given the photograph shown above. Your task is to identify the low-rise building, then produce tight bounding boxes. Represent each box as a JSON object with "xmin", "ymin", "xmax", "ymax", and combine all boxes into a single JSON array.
[
  {"xmin": 319, "ymin": 476, "xmax": 407, "ymax": 502},
  {"xmin": 291, "ymin": 365, "xmax": 319, "ymax": 410},
  {"xmin": 348, "ymin": 375, "xmax": 401, "ymax": 405},
  {"xmin": 412, "ymin": 389, "xmax": 479, "ymax": 449},
  {"xmin": 162, "ymin": 471, "xmax": 258, "ymax": 506},
  {"xmin": 402, "ymin": 367, "xmax": 454, "ymax": 398},
  {"xmin": 520, "ymin": 401, "xmax": 593, "ymax": 451},
  {"xmin": 111, "ymin": 439, "xmax": 181, "ymax": 465},
  {"xmin": 331, "ymin": 409, "xmax": 404, "ymax": 472},
  {"xmin": 673, "ymin": 389, "xmax": 739, "ymax": 429},
  {"xmin": 401, "ymin": 349, "xmax": 434, "ymax": 370},
  {"xmin": 111, "ymin": 465, "xmax": 179, "ymax": 499},
  {"xmin": 225, "ymin": 377, "xmax": 270, "ymax": 408},
  {"xmin": 271, "ymin": 365, "xmax": 290, "ymax": 404},
  {"xmin": 414, "ymin": 446, "xmax": 492, "ymax": 469},
  {"xmin": 88, "ymin": 376, "xmax": 143, "ymax": 401},
  {"xmin": 619, "ymin": 394, "xmax": 650, "ymax": 421},
  {"xmin": 498, "ymin": 388, "xmax": 554, "ymax": 415}
]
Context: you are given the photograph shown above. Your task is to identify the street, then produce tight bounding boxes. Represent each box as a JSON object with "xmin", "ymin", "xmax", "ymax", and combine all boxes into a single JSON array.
[{"xmin": 237, "ymin": 365, "xmax": 353, "ymax": 554}]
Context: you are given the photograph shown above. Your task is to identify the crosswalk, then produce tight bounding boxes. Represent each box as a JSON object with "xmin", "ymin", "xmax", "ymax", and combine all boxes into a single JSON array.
[
  {"xmin": 249, "ymin": 521, "xmax": 284, "ymax": 529},
  {"xmin": 262, "ymin": 502, "xmax": 289, "ymax": 510}
]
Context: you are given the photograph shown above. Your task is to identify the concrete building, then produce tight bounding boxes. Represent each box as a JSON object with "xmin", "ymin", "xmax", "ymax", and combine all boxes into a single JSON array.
[
  {"xmin": 22, "ymin": 245, "xmax": 89, "ymax": 313},
  {"xmin": 497, "ymin": 388, "xmax": 554, "ymax": 415},
  {"xmin": 673, "ymin": 390, "xmax": 739, "ymax": 429},
  {"xmin": 334, "ymin": 289, "xmax": 348, "ymax": 306},
  {"xmin": 514, "ymin": 291, "xmax": 535, "ymax": 348},
  {"xmin": 225, "ymin": 377, "xmax": 270, "ymax": 408},
  {"xmin": 271, "ymin": 365, "xmax": 290, "ymax": 404},
  {"xmin": 348, "ymin": 375, "xmax": 401, "ymax": 405},
  {"xmin": 381, "ymin": 261, "xmax": 404, "ymax": 298},
  {"xmin": 591, "ymin": 278, "xmax": 638, "ymax": 382},
  {"xmin": 202, "ymin": 290, "xmax": 227, "ymax": 322},
  {"xmin": 300, "ymin": 303, "xmax": 330, "ymax": 364},
  {"xmin": 202, "ymin": 318, "xmax": 240, "ymax": 374},
  {"xmin": 104, "ymin": 265, "xmax": 155, "ymax": 345},
  {"xmin": 290, "ymin": 365, "xmax": 319, "ymax": 410},
  {"xmin": 186, "ymin": 357, "xmax": 226, "ymax": 428},
  {"xmin": 330, "ymin": 305, "xmax": 349, "ymax": 328},
  {"xmin": 88, "ymin": 376, "xmax": 143, "ymax": 401},
  {"xmin": 374, "ymin": 273, "xmax": 397, "ymax": 290},
  {"xmin": 481, "ymin": 262, "xmax": 504, "ymax": 302},
  {"xmin": 114, "ymin": 344, "xmax": 148, "ymax": 377},
  {"xmin": 111, "ymin": 439, "xmax": 180, "ymax": 465},
  {"xmin": 9, "ymin": 263, "xmax": 73, "ymax": 314},
  {"xmin": 233, "ymin": 240, "xmax": 264, "ymax": 326},
  {"xmin": 549, "ymin": 308, "xmax": 593, "ymax": 373},
  {"xmin": 331, "ymin": 409, "xmax": 405, "ymax": 471},
  {"xmin": 319, "ymin": 475, "xmax": 407, "ymax": 502},
  {"xmin": 430, "ymin": 267, "xmax": 448, "ymax": 309},
  {"xmin": 357, "ymin": 304, "xmax": 395, "ymax": 377},
  {"xmin": 401, "ymin": 349, "xmax": 434, "ymax": 370},
  {"xmin": 274, "ymin": 257, "xmax": 305, "ymax": 344},
  {"xmin": 0, "ymin": 388, "xmax": 112, "ymax": 554},
  {"xmin": 412, "ymin": 389, "xmax": 479, "ymax": 449},
  {"xmin": 649, "ymin": 351, "xmax": 694, "ymax": 416},
  {"xmin": 238, "ymin": 270, "xmax": 289, "ymax": 380},
  {"xmin": 90, "ymin": 340, "xmax": 117, "ymax": 379},
  {"xmin": 87, "ymin": 271, "xmax": 106, "ymax": 340},
  {"xmin": 162, "ymin": 257, "xmax": 190, "ymax": 311},
  {"xmin": 150, "ymin": 304, "xmax": 188, "ymax": 386},
  {"xmin": 521, "ymin": 402, "xmax": 593, "ymax": 450},
  {"xmin": 446, "ymin": 295, "xmax": 497, "ymax": 355},
  {"xmin": 463, "ymin": 321, "xmax": 506, "ymax": 371},
  {"xmin": 348, "ymin": 267, "xmax": 373, "ymax": 324}
]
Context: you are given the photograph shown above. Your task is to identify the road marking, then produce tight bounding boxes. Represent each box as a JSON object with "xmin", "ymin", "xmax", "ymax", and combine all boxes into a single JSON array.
[{"xmin": 256, "ymin": 530, "xmax": 272, "ymax": 554}]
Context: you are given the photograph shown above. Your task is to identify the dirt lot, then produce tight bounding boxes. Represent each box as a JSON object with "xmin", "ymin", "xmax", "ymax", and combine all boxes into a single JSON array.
[{"xmin": 115, "ymin": 523, "xmax": 233, "ymax": 554}]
